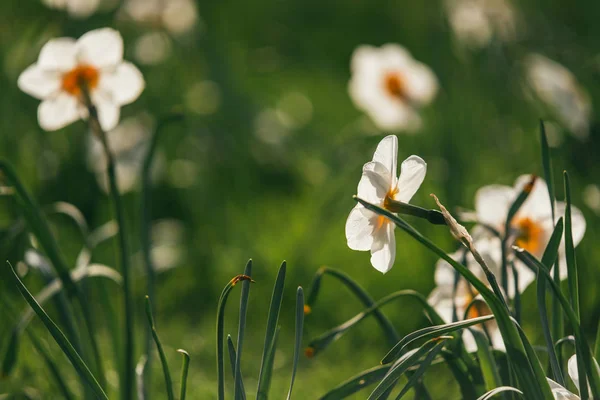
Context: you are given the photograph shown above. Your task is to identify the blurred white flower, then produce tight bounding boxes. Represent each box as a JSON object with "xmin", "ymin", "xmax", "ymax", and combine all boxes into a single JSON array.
[
  {"xmin": 583, "ymin": 184, "xmax": 600, "ymax": 215},
  {"xmin": 134, "ymin": 31, "xmax": 172, "ymax": 65},
  {"xmin": 87, "ymin": 115, "xmax": 152, "ymax": 193},
  {"xmin": 41, "ymin": 0, "xmax": 101, "ymax": 18},
  {"xmin": 348, "ymin": 44, "xmax": 438, "ymax": 132},
  {"xmin": 526, "ymin": 54, "xmax": 592, "ymax": 139},
  {"xmin": 446, "ymin": 0, "xmax": 517, "ymax": 49},
  {"xmin": 346, "ymin": 135, "xmax": 427, "ymax": 273},
  {"xmin": 18, "ymin": 28, "xmax": 145, "ymax": 132},
  {"xmin": 428, "ymin": 236, "xmax": 505, "ymax": 352},
  {"xmin": 150, "ymin": 219, "xmax": 186, "ymax": 272},
  {"xmin": 123, "ymin": 0, "xmax": 198, "ymax": 35},
  {"xmin": 475, "ymin": 175, "xmax": 586, "ymax": 289}
]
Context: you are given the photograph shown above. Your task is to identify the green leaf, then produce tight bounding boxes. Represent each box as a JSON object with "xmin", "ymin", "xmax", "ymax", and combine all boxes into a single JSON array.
[
  {"xmin": 381, "ymin": 316, "xmax": 494, "ymax": 365},
  {"xmin": 369, "ymin": 338, "xmax": 449, "ymax": 400},
  {"xmin": 470, "ymin": 329, "xmax": 502, "ymax": 392},
  {"xmin": 384, "ymin": 198, "xmax": 446, "ymax": 225},
  {"xmin": 287, "ymin": 287, "xmax": 305, "ymax": 400},
  {"xmin": 227, "ymin": 336, "xmax": 246, "ymax": 399},
  {"xmin": 563, "ymin": 172, "xmax": 580, "ymax": 317},
  {"xmin": 393, "ymin": 342, "xmax": 445, "ymax": 399},
  {"xmin": 257, "ymin": 261, "xmax": 286, "ymax": 400},
  {"xmin": 216, "ymin": 268, "xmax": 254, "ymax": 400},
  {"xmin": 305, "ymin": 267, "xmax": 400, "ymax": 345},
  {"xmin": 257, "ymin": 327, "xmax": 280, "ymax": 400},
  {"xmin": 537, "ymin": 218, "xmax": 565, "ymax": 385},
  {"xmin": 319, "ymin": 365, "xmax": 390, "ymax": 400},
  {"xmin": 6, "ymin": 261, "xmax": 107, "ymax": 400},
  {"xmin": 354, "ymin": 197, "xmax": 548, "ymax": 400},
  {"xmin": 477, "ymin": 386, "xmax": 524, "ymax": 400},
  {"xmin": 178, "ymin": 349, "xmax": 190, "ymax": 400},
  {"xmin": 234, "ymin": 260, "xmax": 253, "ymax": 400},
  {"xmin": 513, "ymin": 247, "xmax": 600, "ymax": 398},
  {"xmin": 308, "ymin": 290, "xmax": 444, "ymax": 358},
  {"xmin": 145, "ymin": 296, "xmax": 174, "ymax": 400}
]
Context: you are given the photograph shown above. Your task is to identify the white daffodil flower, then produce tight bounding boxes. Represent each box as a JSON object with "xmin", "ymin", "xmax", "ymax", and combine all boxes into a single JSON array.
[
  {"xmin": 428, "ymin": 236, "xmax": 505, "ymax": 352},
  {"xmin": 42, "ymin": 0, "xmax": 101, "ymax": 18},
  {"xmin": 446, "ymin": 0, "xmax": 517, "ymax": 49},
  {"xmin": 348, "ymin": 44, "xmax": 438, "ymax": 132},
  {"xmin": 18, "ymin": 28, "xmax": 145, "ymax": 132},
  {"xmin": 526, "ymin": 54, "xmax": 592, "ymax": 140},
  {"xmin": 475, "ymin": 175, "xmax": 586, "ymax": 291},
  {"xmin": 123, "ymin": 0, "xmax": 199, "ymax": 36},
  {"xmin": 345, "ymin": 135, "xmax": 427, "ymax": 273}
]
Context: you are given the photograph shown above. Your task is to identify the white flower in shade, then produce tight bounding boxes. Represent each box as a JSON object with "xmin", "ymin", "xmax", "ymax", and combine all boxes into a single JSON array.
[
  {"xmin": 446, "ymin": 0, "xmax": 517, "ymax": 49},
  {"xmin": 428, "ymin": 236, "xmax": 505, "ymax": 352},
  {"xmin": 475, "ymin": 175, "xmax": 586, "ymax": 290},
  {"xmin": 87, "ymin": 115, "xmax": 155, "ymax": 193},
  {"xmin": 18, "ymin": 28, "xmax": 145, "ymax": 132},
  {"xmin": 42, "ymin": 0, "xmax": 101, "ymax": 18},
  {"xmin": 123, "ymin": 0, "xmax": 199, "ymax": 36},
  {"xmin": 526, "ymin": 54, "xmax": 592, "ymax": 139},
  {"xmin": 348, "ymin": 44, "xmax": 438, "ymax": 132},
  {"xmin": 345, "ymin": 135, "xmax": 427, "ymax": 273}
]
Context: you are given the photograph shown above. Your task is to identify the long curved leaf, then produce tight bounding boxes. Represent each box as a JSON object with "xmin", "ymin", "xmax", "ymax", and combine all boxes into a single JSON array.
[{"xmin": 477, "ymin": 386, "xmax": 524, "ymax": 400}]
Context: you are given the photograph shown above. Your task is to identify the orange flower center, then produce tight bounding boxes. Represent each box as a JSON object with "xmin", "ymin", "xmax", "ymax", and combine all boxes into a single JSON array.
[
  {"xmin": 513, "ymin": 217, "xmax": 543, "ymax": 254},
  {"xmin": 383, "ymin": 72, "xmax": 407, "ymax": 100},
  {"xmin": 61, "ymin": 65, "xmax": 99, "ymax": 96}
]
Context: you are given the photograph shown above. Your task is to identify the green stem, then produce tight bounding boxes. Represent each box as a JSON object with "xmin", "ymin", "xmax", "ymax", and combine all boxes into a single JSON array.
[{"xmin": 81, "ymin": 89, "xmax": 134, "ymax": 400}]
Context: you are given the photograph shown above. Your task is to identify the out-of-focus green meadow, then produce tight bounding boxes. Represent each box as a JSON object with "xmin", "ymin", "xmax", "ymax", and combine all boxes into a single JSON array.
[{"xmin": 1, "ymin": 0, "xmax": 600, "ymax": 398}]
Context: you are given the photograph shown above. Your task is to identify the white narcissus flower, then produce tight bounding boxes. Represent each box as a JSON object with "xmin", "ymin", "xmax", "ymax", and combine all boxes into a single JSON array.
[
  {"xmin": 475, "ymin": 175, "xmax": 586, "ymax": 291},
  {"xmin": 348, "ymin": 44, "xmax": 438, "ymax": 132},
  {"xmin": 345, "ymin": 135, "xmax": 427, "ymax": 273},
  {"xmin": 526, "ymin": 54, "xmax": 592, "ymax": 140},
  {"xmin": 551, "ymin": 355, "xmax": 600, "ymax": 399},
  {"xmin": 428, "ymin": 236, "xmax": 505, "ymax": 352},
  {"xmin": 446, "ymin": 0, "xmax": 517, "ymax": 49},
  {"xmin": 18, "ymin": 28, "xmax": 145, "ymax": 132},
  {"xmin": 42, "ymin": 0, "xmax": 101, "ymax": 18}
]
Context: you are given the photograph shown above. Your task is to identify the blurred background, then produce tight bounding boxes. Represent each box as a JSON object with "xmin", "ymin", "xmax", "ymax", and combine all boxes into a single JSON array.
[{"xmin": 1, "ymin": 0, "xmax": 600, "ymax": 398}]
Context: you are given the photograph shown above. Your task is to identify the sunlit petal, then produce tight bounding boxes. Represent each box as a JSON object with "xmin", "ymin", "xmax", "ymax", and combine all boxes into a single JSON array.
[
  {"xmin": 37, "ymin": 93, "xmax": 80, "ymax": 131},
  {"xmin": 77, "ymin": 28, "xmax": 124, "ymax": 69},
  {"xmin": 18, "ymin": 64, "xmax": 61, "ymax": 100},
  {"xmin": 370, "ymin": 222, "xmax": 396, "ymax": 273},
  {"xmin": 345, "ymin": 205, "xmax": 375, "ymax": 251},
  {"xmin": 100, "ymin": 62, "xmax": 145, "ymax": 105},
  {"xmin": 395, "ymin": 155, "xmax": 426, "ymax": 203}
]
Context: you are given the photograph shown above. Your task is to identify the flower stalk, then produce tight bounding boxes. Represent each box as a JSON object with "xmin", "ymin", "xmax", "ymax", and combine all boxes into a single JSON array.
[{"xmin": 80, "ymin": 83, "xmax": 135, "ymax": 400}]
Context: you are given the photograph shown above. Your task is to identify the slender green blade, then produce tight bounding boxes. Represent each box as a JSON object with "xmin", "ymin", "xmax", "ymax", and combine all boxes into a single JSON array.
[
  {"xmin": 308, "ymin": 290, "xmax": 445, "ymax": 358},
  {"xmin": 537, "ymin": 218, "xmax": 565, "ymax": 385},
  {"xmin": 393, "ymin": 342, "xmax": 445, "ymax": 399},
  {"xmin": 305, "ymin": 267, "xmax": 400, "ymax": 345},
  {"xmin": 287, "ymin": 287, "xmax": 304, "ymax": 400},
  {"xmin": 216, "ymin": 270, "xmax": 254, "ymax": 400},
  {"xmin": 227, "ymin": 336, "xmax": 246, "ymax": 399},
  {"xmin": 384, "ymin": 199, "xmax": 446, "ymax": 225},
  {"xmin": 145, "ymin": 296, "xmax": 175, "ymax": 400},
  {"xmin": 257, "ymin": 327, "xmax": 280, "ymax": 400},
  {"xmin": 177, "ymin": 349, "xmax": 190, "ymax": 400},
  {"xmin": 470, "ymin": 329, "xmax": 502, "ymax": 392},
  {"xmin": 257, "ymin": 261, "xmax": 287, "ymax": 400},
  {"xmin": 477, "ymin": 386, "xmax": 524, "ymax": 400},
  {"xmin": 369, "ymin": 338, "xmax": 448, "ymax": 400},
  {"xmin": 381, "ymin": 316, "xmax": 494, "ymax": 364},
  {"xmin": 563, "ymin": 172, "xmax": 580, "ymax": 317},
  {"xmin": 6, "ymin": 261, "xmax": 107, "ymax": 400},
  {"xmin": 514, "ymin": 247, "xmax": 600, "ymax": 398},
  {"xmin": 319, "ymin": 365, "xmax": 390, "ymax": 400},
  {"xmin": 234, "ymin": 260, "xmax": 253, "ymax": 400}
]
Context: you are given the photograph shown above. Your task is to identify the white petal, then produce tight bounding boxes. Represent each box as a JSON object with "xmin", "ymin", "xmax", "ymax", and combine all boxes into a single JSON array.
[
  {"xmin": 568, "ymin": 355, "xmax": 580, "ymax": 393},
  {"xmin": 93, "ymin": 91, "xmax": 121, "ymax": 131},
  {"xmin": 404, "ymin": 62, "xmax": 438, "ymax": 105},
  {"xmin": 37, "ymin": 93, "xmax": 80, "ymax": 131},
  {"xmin": 370, "ymin": 223, "xmax": 395, "ymax": 273},
  {"xmin": 462, "ymin": 330, "xmax": 478, "ymax": 353},
  {"xmin": 37, "ymin": 38, "xmax": 77, "ymax": 72},
  {"xmin": 372, "ymin": 135, "xmax": 398, "ymax": 180},
  {"xmin": 547, "ymin": 378, "xmax": 580, "ymax": 399},
  {"xmin": 394, "ymin": 155, "xmax": 426, "ymax": 203},
  {"xmin": 357, "ymin": 161, "xmax": 392, "ymax": 204},
  {"xmin": 76, "ymin": 28, "xmax": 124, "ymax": 69},
  {"xmin": 556, "ymin": 202, "xmax": 586, "ymax": 247},
  {"xmin": 367, "ymin": 98, "xmax": 418, "ymax": 131},
  {"xmin": 378, "ymin": 44, "xmax": 412, "ymax": 70},
  {"xmin": 66, "ymin": 0, "xmax": 100, "ymax": 18},
  {"xmin": 475, "ymin": 185, "xmax": 514, "ymax": 228},
  {"xmin": 18, "ymin": 64, "xmax": 61, "ymax": 100},
  {"xmin": 489, "ymin": 325, "xmax": 506, "ymax": 351},
  {"xmin": 345, "ymin": 205, "xmax": 375, "ymax": 251},
  {"xmin": 99, "ymin": 62, "xmax": 145, "ymax": 105},
  {"xmin": 514, "ymin": 175, "xmax": 552, "ymax": 220}
]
